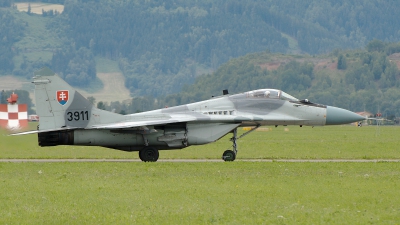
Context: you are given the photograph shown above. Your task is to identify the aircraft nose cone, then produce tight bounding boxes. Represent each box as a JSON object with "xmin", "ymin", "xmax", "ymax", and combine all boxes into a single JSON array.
[{"xmin": 326, "ymin": 106, "xmax": 365, "ymax": 125}]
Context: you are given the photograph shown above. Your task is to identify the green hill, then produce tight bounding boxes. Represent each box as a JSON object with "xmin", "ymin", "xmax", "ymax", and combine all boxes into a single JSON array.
[
  {"xmin": 117, "ymin": 42, "xmax": 399, "ymax": 118},
  {"xmin": 1, "ymin": 0, "xmax": 400, "ymax": 104}
]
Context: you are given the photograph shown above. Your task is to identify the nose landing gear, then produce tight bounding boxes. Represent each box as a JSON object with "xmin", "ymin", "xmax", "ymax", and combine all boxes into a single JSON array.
[
  {"xmin": 222, "ymin": 124, "xmax": 261, "ymax": 162},
  {"xmin": 222, "ymin": 150, "xmax": 236, "ymax": 161}
]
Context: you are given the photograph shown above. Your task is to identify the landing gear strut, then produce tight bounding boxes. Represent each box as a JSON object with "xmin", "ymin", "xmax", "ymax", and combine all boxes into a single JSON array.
[
  {"xmin": 139, "ymin": 146, "xmax": 159, "ymax": 162},
  {"xmin": 222, "ymin": 128, "xmax": 238, "ymax": 161},
  {"xmin": 222, "ymin": 124, "xmax": 261, "ymax": 162}
]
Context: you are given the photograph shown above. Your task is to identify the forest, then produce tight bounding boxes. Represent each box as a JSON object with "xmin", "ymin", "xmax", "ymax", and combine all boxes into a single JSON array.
[
  {"xmin": 1, "ymin": 1, "xmax": 400, "ymax": 117},
  {"xmin": 57, "ymin": 0, "xmax": 400, "ymax": 96},
  {"xmin": 0, "ymin": 9, "xmax": 24, "ymax": 74},
  {"xmin": 95, "ymin": 40, "xmax": 400, "ymax": 119},
  {"xmin": 3, "ymin": 1, "xmax": 400, "ymax": 93}
]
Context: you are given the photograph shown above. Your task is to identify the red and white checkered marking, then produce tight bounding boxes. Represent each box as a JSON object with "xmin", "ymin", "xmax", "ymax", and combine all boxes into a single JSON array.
[{"xmin": 0, "ymin": 104, "xmax": 28, "ymax": 130}]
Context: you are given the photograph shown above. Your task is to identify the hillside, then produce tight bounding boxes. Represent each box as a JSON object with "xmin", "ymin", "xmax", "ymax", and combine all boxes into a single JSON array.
[
  {"xmin": 160, "ymin": 45, "xmax": 400, "ymax": 117},
  {"xmin": 2, "ymin": 0, "xmax": 400, "ymax": 99},
  {"xmin": 2, "ymin": 42, "xmax": 400, "ymax": 117},
  {"xmin": 76, "ymin": 72, "xmax": 131, "ymax": 105},
  {"xmin": 1, "ymin": 1, "xmax": 400, "ymax": 117},
  {"xmin": 77, "ymin": 42, "xmax": 400, "ymax": 118}
]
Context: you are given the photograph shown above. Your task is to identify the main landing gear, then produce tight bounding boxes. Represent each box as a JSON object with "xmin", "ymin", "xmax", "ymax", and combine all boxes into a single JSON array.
[
  {"xmin": 139, "ymin": 146, "xmax": 159, "ymax": 162},
  {"xmin": 222, "ymin": 124, "xmax": 261, "ymax": 162}
]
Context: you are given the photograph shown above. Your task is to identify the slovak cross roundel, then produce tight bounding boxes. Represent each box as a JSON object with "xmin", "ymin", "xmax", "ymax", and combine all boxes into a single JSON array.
[{"xmin": 57, "ymin": 90, "xmax": 69, "ymax": 105}]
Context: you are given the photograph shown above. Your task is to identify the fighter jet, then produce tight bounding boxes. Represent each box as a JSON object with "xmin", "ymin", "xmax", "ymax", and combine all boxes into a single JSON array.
[{"xmin": 13, "ymin": 67, "xmax": 365, "ymax": 161}]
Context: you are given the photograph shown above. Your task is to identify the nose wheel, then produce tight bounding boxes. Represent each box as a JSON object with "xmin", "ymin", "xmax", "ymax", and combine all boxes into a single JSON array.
[
  {"xmin": 222, "ymin": 124, "xmax": 260, "ymax": 162},
  {"xmin": 222, "ymin": 150, "xmax": 236, "ymax": 161},
  {"xmin": 222, "ymin": 128, "xmax": 238, "ymax": 162}
]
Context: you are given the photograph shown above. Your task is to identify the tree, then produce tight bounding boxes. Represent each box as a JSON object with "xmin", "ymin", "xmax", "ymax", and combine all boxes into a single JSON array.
[
  {"xmin": 51, "ymin": 47, "xmax": 96, "ymax": 87},
  {"xmin": 87, "ymin": 96, "xmax": 96, "ymax": 105},
  {"xmin": 0, "ymin": 90, "xmax": 6, "ymax": 104},
  {"xmin": 0, "ymin": 0, "xmax": 12, "ymax": 7},
  {"xmin": 97, "ymin": 101, "xmax": 106, "ymax": 110},
  {"xmin": 337, "ymin": 54, "xmax": 347, "ymax": 70},
  {"xmin": 366, "ymin": 39, "xmax": 385, "ymax": 52},
  {"xmin": 27, "ymin": 4, "xmax": 31, "ymax": 15},
  {"xmin": 1, "ymin": 90, "xmax": 35, "ymax": 114}
]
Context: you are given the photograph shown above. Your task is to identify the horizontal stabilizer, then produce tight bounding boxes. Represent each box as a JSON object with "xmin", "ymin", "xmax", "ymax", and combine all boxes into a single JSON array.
[{"xmin": 9, "ymin": 127, "xmax": 79, "ymax": 136}]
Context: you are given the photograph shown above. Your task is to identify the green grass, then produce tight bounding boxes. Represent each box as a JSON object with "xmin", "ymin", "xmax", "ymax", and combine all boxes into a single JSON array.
[
  {"xmin": 95, "ymin": 57, "xmax": 121, "ymax": 73},
  {"xmin": 2, "ymin": 124, "xmax": 400, "ymax": 224},
  {"xmin": 10, "ymin": 10, "xmax": 63, "ymax": 71},
  {"xmin": 12, "ymin": 11, "xmax": 62, "ymax": 51},
  {"xmin": 2, "ymin": 124, "xmax": 400, "ymax": 159},
  {"xmin": 13, "ymin": 51, "xmax": 53, "ymax": 70},
  {"xmin": 281, "ymin": 32, "xmax": 301, "ymax": 54},
  {"xmin": 0, "ymin": 162, "xmax": 399, "ymax": 224}
]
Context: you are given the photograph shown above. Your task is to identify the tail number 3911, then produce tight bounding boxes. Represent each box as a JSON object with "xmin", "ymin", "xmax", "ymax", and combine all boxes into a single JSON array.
[{"xmin": 67, "ymin": 111, "xmax": 89, "ymax": 121}]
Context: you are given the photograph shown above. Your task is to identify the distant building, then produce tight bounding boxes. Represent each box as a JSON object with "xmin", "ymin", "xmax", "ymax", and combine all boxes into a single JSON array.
[{"xmin": 28, "ymin": 115, "xmax": 39, "ymax": 121}]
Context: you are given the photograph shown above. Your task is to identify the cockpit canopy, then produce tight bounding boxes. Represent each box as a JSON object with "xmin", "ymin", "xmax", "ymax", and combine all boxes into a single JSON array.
[{"xmin": 245, "ymin": 89, "xmax": 298, "ymax": 101}]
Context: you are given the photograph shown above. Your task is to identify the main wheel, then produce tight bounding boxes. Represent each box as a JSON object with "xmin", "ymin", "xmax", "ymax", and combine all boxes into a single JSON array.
[
  {"xmin": 222, "ymin": 150, "xmax": 236, "ymax": 162},
  {"xmin": 139, "ymin": 147, "xmax": 159, "ymax": 162},
  {"xmin": 138, "ymin": 150, "xmax": 145, "ymax": 161}
]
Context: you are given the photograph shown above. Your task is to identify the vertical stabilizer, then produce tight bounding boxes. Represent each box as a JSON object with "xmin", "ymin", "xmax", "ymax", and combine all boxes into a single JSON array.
[{"xmin": 33, "ymin": 67, "xmax": 125, "ymax": 131}]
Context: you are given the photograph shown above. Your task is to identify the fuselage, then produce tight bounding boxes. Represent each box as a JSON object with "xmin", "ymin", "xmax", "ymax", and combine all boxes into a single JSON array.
[
  {"xmin": 28, "ymin": 68, "xmax": 365, "ymax": 161},
  {"xmin": 38, "ymin": 89, "xmax": 364, "ymax": 152},
  {"xmin": 128, "ymin": 89, "xmax": 327, "ymax": 127}
]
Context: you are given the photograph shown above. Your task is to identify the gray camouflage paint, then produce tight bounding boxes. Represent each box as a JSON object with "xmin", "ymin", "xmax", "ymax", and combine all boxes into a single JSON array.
[
  {"xmin": 32, "ymin": 67, "xmax": 365, "ymax": 151},
  {"xmin": 231, "ymin": 94, "xmax": 285, "ymax": 115},
  {"xmin": 65, "ymin": 91, "xmax": 92, "ymax": 128}
]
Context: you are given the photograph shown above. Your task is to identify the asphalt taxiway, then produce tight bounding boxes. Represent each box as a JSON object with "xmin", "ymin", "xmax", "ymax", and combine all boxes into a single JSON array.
[{"xmin": 1, "ymin": 159, "xmax": 399, "ymax": 163}]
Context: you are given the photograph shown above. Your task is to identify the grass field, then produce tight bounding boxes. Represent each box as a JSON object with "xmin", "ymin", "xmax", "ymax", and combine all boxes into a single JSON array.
[
  {"xmin": 2, "ymin": 124, "xmax": 400, "ymax": 160},
  {"xmin": 0, "ymin": 76, "xmax": 25, "ymax": 90},
  {"xmin": 12, "ymin": 11, "xmax": 62, "ymax": 53},
  {"xmin": 1, "ymin": 162, "xmax": 399, "ymax": 224},
  {"xmin": 76, "ymin": 72, "xmax": 131, "ymax": 104},
  {"xmin": 95, "ymin": 57, "xmax": 121, "ymax": 73},
  {"xmin": 2, "ymin": 125, "xmax": 400, "ymax": 224}
]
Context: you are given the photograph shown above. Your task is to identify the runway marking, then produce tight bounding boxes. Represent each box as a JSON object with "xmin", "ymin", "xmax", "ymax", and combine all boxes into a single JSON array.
[{"xmin": 0, "ymin": 159, "xmax": 399, "ymax": 163}]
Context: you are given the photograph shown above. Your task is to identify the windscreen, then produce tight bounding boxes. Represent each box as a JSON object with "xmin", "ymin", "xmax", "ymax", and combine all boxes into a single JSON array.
[
  {"xmin": 246, "ymin": 89, "xmax": 280, "ymax": 99},
  {"xmin": 245, "ymin": 89, "xmax": 298, "ymax": 101},
  {"xmin": 280, "ymin": 91, "xmax": 298, "ymax": 101}
]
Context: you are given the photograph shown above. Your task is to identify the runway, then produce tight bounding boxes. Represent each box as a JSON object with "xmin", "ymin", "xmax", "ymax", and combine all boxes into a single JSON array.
[{"xmin": 1, "ymin": 159, "xmax": 399, "ymax": 163}]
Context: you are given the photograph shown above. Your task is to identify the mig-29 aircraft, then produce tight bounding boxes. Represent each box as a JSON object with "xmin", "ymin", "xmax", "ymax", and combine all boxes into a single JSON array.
[{"xmin": 13, "ymin": 67, "xmax": 365, "ymax": 161}]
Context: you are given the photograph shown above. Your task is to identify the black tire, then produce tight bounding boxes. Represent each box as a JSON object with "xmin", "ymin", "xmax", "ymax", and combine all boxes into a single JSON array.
[
  {"xmin": 139, "ymin": 147, "xmax": 159, "ymax": 162},
  {"xmin": 222, "ymin": 150, "xmax": 236, "ymax": 162},
  {"xmin": 138, "ymin": 150, "xmax": 144, "ymax": 161}
]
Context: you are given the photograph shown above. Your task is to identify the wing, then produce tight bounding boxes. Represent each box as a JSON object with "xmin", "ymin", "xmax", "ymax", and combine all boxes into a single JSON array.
[
  {"xmin": 10, "ymin": 114, "xmax": 199, "ymax": 135},
  {"xmin": 91, "ymin": 114, "xmax": 198, "ymax": 129}
]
